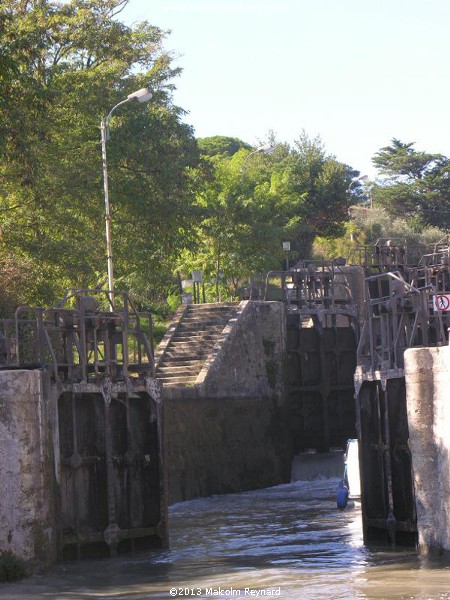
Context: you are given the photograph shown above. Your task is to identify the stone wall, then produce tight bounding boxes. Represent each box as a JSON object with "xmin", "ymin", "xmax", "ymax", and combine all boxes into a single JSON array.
[
  {"xmin": 0, "ymin": 370, "xmax": 56, "ymax": 569},
  {"xmin": 197, "ymin": 301, "xmax": 285, "ymax": 399},
  {"xmin": 164, "ymin": 301, "xmax": 292, "ymax": 504},
  {"xmin": 404, "ymin": 346, "xmax": 450, "ymax": 553}
]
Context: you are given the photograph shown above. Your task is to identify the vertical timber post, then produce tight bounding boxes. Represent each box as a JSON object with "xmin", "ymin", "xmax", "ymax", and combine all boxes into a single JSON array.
[{"xmin": 102, "ymin": 378, "xmax": 120, "ymax": 556}]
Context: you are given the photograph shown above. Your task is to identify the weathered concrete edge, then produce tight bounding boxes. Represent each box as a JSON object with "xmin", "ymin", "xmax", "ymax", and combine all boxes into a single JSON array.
[
  {"xmin": 195, "ymin": 300, "xmax": 248, "ymax": 387},
  {"xmin": 0, "ymin": 369, "xmax": 57, "ymax": 571},
  {"xmin": 404, "ymin": 345, "xmax": 450, "ymax": 554}
]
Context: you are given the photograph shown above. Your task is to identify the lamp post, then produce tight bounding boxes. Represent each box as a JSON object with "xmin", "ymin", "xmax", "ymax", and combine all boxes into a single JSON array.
[
  {"xmin": 282, "ymin": 241, "xmax": 291, "ymax": 270},
  {"xmin": 347, "ymin": 175, "xmax": 369, "ymax": 242},
  {"xmin": 101, "ymin": 87, "xmax": 153, "ymax": 308}
]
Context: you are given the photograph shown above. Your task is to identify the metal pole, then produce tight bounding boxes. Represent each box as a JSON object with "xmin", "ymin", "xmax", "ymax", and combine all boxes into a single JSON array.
[
  {"xmin": 101, "ymin": 117, "xmax": 115, "ymax": 310},
  {"xmin": 100, "ymin": 89, "xmax": 152, "ymax": 310}
]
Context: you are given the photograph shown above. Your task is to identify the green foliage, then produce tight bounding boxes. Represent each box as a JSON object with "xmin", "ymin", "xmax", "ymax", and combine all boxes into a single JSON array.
[
  {"xmin": 0, "ymin": 2, "xmax": 354, "ymax": 314},
  {"xmin": 313, "ymin": 222, "xmax": 358, "ymax": 261},
  {"xmin": 178, "ymin": 134, "xmax": 351, "ymax": 299},
  {"xmin": 372, "ymin": 139, "xmax": 450, "ymax": 229},
  {"xmin": 0, "ymin": 0, "xmax": 200, "ymax": 313},
  {"xmin": 313, "ymin": 206, "xmax": 447, "ymax": 262},
  {"xmin": 0, "ymin": 552, "xmax": 27, "ymax": 582},
  {"xmin": 271, "ymin": 133, "xmax": 351, "ymax": 256},
  {"xmin": 198, "ymin": 136, "xmax": 251, "ymax": 158},
  {"xmin": 0, "ymin": 247, "xmax": 57, "ymax": 316},
  {"xmin": 349, "ymin": 206, "xmax": 446, "ymax": 246},
  {"xmin": 152, "ymin": 316, "xmax": 171, "ymax": 345}
]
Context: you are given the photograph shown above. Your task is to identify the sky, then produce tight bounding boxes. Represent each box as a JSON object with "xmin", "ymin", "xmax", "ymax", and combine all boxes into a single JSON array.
[{"xmin": 120, "ymin": 0, "xmax": 450, "ymax": 178}]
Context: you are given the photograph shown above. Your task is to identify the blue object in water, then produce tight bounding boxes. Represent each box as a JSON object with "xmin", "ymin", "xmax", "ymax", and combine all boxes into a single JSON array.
[{"xmin": 336, "ymin": 480, "xmax": 349, "ymax": 510}]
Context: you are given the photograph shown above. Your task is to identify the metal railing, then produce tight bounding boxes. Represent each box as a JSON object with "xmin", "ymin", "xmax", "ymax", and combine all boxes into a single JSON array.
[
  {"xmin": 356, "ymin": 271, "xmax": 446, "ymax": 373},
  {"xmin": 0, "ymin": 289, "xmax": 155, "ymax": 383},
  {"xmin": 263, "ymin": 261, "xmax": 358, "ymax": 318}
]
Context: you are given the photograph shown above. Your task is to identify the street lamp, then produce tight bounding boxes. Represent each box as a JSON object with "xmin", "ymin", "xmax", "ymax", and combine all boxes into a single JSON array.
[
  {"xmin": 249, "ymin": 142, "xmax": 275, "ymax": 156},
  {"xmin": 348, "ymin": 174, "xmax": 368, "ymax": 193},
  {"xmin": 241, "ymin": 143, "xmax": 276, "ymax": 172},
  {"xmin": 101, "ymin": 87, "xmax": 153, "ymax": 308},
  {"xmin": 246, "ymin": 142, "xmax": 275, "ymax": 160}
]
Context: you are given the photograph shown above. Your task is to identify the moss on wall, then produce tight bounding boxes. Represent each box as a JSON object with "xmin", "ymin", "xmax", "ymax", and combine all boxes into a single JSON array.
[{"xmin": 0, "ymin": 552, "xmax": 27, "ymax": 582}]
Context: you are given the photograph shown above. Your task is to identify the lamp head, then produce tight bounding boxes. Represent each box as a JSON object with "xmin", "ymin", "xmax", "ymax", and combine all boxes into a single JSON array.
[
  {"xmin": 256, "ymin": 143, "xmax": 275, "ymax": 154},
  {"xmin": 127, "ymin": 87, "xmax": 153, "ymax": 103}
]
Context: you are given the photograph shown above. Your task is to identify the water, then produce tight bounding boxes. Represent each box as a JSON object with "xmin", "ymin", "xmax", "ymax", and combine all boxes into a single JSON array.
[{"xmin": 2, "ymin": 479, "xmax": 450, "ymax": 600}]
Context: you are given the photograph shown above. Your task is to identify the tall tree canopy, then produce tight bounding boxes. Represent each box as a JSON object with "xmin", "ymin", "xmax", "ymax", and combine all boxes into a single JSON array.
[
  {"xmin": 271, "ymin": 134, "xmax": 352, "ymax": 257},
  {"xmin": 197, "ymin": 136, "xmax": 251, "ymax": 158},
  {"xmin": 371, "ymin": 139, "xmax": 450, "ymax": 230},
  {"xmin": 0, "ymin": 0, "xmax": 200, "ymax": 311},
  {"xmin": 179, "ymin": 134, "xmax": 352, "ymax": 300}
]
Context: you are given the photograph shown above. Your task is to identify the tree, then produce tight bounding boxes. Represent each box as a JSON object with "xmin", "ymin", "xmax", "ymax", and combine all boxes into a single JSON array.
[
  {"xmin": 313, "ymin": 205, "xmax": 447, "ymax": 264},
  {"xmin": 198, "ymin": 136, "xmax": 251, "ymax": 158},
  {"xmin": 372, "ymin": 139, "xmax": 450, "ymax": 230},
  {"xmin": 180, "ymin": 147, "xmax": 284, "ymax": 300},
  {"xmin": 178, "ymin": 133, "xmax": 352, "ymax": 300},
  {"xmin": 0, "ymin": 0, "xmax": 200, "ymax": 312},
  {"xmin": 271, "ymin": 133, "xmax": 352, "ymax": 258}
]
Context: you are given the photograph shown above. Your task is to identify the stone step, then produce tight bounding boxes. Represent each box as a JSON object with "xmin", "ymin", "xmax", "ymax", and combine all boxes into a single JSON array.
[
  {"xmin": 168, "ymin": 343, "xmax": 215, "ymax": 351},
  {"xmin": 160, "ymin": 358, "xmax": 205, "ymax": 369},
  {"xmin": 184, "ymin": 316, "xmax": 234, "ymax": 324},
  {"xmin": 157, "ymin": 358, "xmax": 204, "ymax": 367},
  {"xmin": 176, "ymin": 324, "xmax": 226, "ymax": 333},
  {"xmin": 160, "ymin": 351, "xmax": 209, "ymax": 360},
  {"xmin": 186, "ymin": 303, "xmax": 237, "ymax": 310},
  {"xmin": 157, "ymin": 357, "xmax": 204, "ymax": 366},
  {"xmin": 162, "ymin": 347, "xmax": 208, "ymax": 356},
  {"xmin": 173, "ymin": 330, "xmax": 222, "ymax": 339},
  {"xmin": 155, "ymin": 303, "xmax": 240, "ymax": 387},
  {"xmin": 156, "ymin": 365, "xmax": 200, "ymax": 376},
  {"xmin": 175, "ymin": 321, "xmax": 229, "ymax": 335},
  {"xmin": 179, "ymin": 319, "xmax": 230, "ymax": 327},
  {"xmin": 169, "ymin": 335, "xmax": 217, "ymax": 344},
  {"xmin": 169, "ymin": 341, "xmax": 217, "ymax": 350},
  {"xmin": 157, "ymin": 374, "xmax": 198, "ymax": 386}
]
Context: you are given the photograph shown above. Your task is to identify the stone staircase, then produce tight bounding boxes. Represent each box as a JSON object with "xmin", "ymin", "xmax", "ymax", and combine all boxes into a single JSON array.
[{"xmin": 155, "ymin": 303, "xmax": 239, "ymax": 387}]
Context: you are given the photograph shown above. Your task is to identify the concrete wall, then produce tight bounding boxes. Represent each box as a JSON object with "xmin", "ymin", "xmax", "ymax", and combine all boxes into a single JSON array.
[
  {"xmin": 0, "ymin": 370, "xmax": 56, "ymax": 569},
  {"xmin": 405, "ymin": 346, "xmax": 450, "ymax": 553},
  {"xmin": 164, "ymin": 301, "xmax": 292, "ymax": 504}
]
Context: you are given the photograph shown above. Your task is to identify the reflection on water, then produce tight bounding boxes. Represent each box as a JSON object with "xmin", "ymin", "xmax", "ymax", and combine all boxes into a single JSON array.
[{"xmin": 1, "ymin": 479, "xmax": 450, "ymax": 600}]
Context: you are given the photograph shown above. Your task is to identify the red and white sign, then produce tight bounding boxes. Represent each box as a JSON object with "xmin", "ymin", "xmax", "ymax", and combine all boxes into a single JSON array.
[{"xmin": 434, "ymin": 294, "xmax": 450, "ymax": 311}]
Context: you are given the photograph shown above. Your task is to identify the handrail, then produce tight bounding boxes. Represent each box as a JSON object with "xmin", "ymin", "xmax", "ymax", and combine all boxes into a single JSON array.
[{"xmin": 6, "ymin": 289, "xmax": 156, "ymax": 382}]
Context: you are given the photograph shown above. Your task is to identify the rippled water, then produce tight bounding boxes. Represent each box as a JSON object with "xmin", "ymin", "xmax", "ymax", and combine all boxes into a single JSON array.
[{"xmin": 2, "ymin": 478, "xmax": 450, "ymax": 600}]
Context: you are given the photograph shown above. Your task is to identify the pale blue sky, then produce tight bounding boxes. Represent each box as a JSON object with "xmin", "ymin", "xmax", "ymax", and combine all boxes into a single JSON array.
[{"xmin": 121, "ymin": 0, "xmax": 450, "ymax": 177}]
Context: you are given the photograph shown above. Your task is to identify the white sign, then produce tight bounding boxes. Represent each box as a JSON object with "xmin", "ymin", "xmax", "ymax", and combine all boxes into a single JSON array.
[{"xmin": 433, "ymin": 294, "xmax": 450, "ymax": 311}]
